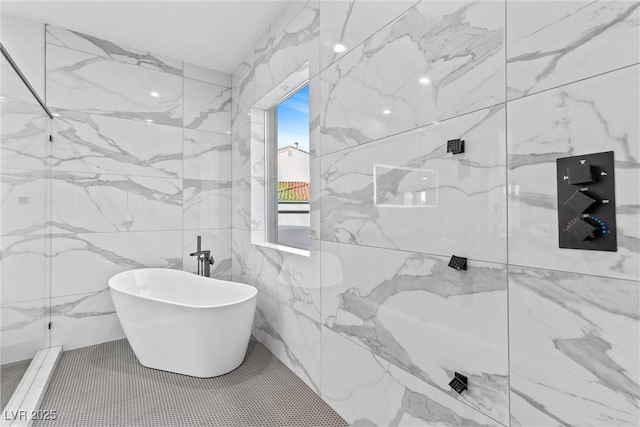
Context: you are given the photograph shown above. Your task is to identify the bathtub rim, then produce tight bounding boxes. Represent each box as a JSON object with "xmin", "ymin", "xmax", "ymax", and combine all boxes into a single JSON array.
[{"xmin": 108, "ymin": 268, "xmax": 257, "ymax": 310}]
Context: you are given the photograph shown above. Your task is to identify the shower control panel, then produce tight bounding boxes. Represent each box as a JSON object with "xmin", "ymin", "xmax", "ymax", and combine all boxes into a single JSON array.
[{"xmin": 556, "ymin": 151, "xmax": 616, "ymax": 251}]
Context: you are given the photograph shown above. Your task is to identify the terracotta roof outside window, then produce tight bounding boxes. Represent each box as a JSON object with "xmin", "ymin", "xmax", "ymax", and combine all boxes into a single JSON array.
[{"xmin": 278, "ymin": 181, "xmax": 309, "ymax": 202}]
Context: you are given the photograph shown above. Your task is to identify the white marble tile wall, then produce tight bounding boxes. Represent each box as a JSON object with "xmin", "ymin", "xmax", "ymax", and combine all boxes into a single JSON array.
[
  {"xmin": 46, "ymin": 44, "xmax": 184, "ymax": 127},
  {"xmin": 183, "ymin": 129, "xmax": 231, "ymax": 181},
  {"xmin": 49, "ymin": 290, "xmax": 124, "ymax": 351},
  {"xmin": 1, "ymin": 69, "xmax": 51, "ymax": 363},
  {"xmin": 1, "ymin": 299, "xmax": 50, "ymax": 364},
  {"xmin": 0, "ymin": 102, "xmax": 49, "ymax": 171},
  {"xmin": 319, "ymin": 0, "xmax": 505, "ymax": 156},
  {"xmin": 320, "ymin": 106, "xmax": 507, "ymax": 263},
  {"xmin": 506, "ymin": 1, "xmax": 639, "ymax": 100},
  {"xmin": 0, "ymin": 56, "xmax": 35, "ymax": 105},
  {"xmin": 252, "ymin": 289, "xmax": 321, "ymax": 393},
  {"xmin": 322, "ymin": 328, "xmax": 501, "ymax": 426},
  {"xmin": 45, "ymin": 25, "xmax": 183, "ymax": 76},
  {"xmin": 51, "ymin": 110, "xmax": 183, "ymax": 178},
  {"xmin": 318, "ymin": 0, "xmax": 418, "ymax": 71},
  {"xmin": 50, "ymin": 231, "xmax": 182, "ymax": 297},
  {"xmin": 509, "ymin": 266, "xmax": 639, "ymax": 427},
  {"xmin": 232, "ymin": 0, "xmax": 640, "ymax": 425},
  {"xmin": 321, "ymin": 240, "xmax": 509, "ymax": 423},
  {"xmin": 253, "ymin": 0, "xmax": 320, "ymax": 102},
  {"xmin": 2, "ymin": 24, "xmax": 234, "ymax": 353},
  {"xmin": 183, "ymin": 79, "xmax": 232, "ymax": 133}
]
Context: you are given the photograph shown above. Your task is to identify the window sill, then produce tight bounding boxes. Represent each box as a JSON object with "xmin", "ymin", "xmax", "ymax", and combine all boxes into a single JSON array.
[{"xmin": 252, "ymin": 241, "xmax": 311, "ymax": 257}]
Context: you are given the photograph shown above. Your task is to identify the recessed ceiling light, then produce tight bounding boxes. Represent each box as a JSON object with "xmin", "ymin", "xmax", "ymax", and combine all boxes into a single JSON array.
[
  {"xmin": 145, "ymin": 119, "xmax": 153, "ymax": 123},
  {"xmin": 52, "ymin": 113, "xmax": 60, "ymax": 117},
  {"xmin": 418, "ymin": 77, "xmax": 431, "ymax": 85},
  {"xmin": 150, "ymin": 91, "xmax": 160, "ymax": 97},
  {"xmin": 333, "ymin": 43, "xmax": 346, "ymax": 53},
  {"xmin": 382, "ymin": 109, "xmax": 391, "ymax": 115}
]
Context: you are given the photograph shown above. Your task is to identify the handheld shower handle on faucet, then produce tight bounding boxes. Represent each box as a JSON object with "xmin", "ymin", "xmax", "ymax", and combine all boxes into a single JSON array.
[{"xmin": 190, "ymin": 236, "xmax": 214, "ymax": 276}]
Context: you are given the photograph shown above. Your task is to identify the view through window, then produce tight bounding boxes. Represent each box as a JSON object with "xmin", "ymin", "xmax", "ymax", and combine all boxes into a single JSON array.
[{"xmin": 270, "ymin": 84, "xmax": 310, "ymax": 250}]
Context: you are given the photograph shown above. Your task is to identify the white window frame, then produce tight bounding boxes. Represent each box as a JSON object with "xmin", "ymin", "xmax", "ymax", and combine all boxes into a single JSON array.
[{"xmin": 250, "ymin": 62, "xmax": 311, "ymax": 257}]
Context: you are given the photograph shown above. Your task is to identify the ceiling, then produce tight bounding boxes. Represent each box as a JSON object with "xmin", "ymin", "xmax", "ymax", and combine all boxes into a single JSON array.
[{"xmin": 0, "ymin": 0, "xmax": 294, "ymax": 74}]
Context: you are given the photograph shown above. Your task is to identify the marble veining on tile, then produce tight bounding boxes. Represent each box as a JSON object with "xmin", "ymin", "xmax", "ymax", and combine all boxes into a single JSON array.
[
  {"xmin": 50, "ymin": 289, "xmax": 125, "ymax": 350},
  {"xmin": 322, "ymin": 240, "xmax": 509, "ymax": 424},
  {"xmin": 183, "ymin": 129, "xmax": 231, "ymax": 181},
  {"xmin": 232, "ymin": 124, "xmax": 251, "ymax": 181},
  {"xmin": 52, "ymin": 109, "xmax": 182, "ymax": 178},
  {"xmin": 231, "ymin": 51, "xmax": 255, "ymax": 132},
  {"xmin": 231, "ymin": 176, "xmax": 251, "ymax": 231},
  {"xmin": 232, "ymin": 229, "xmax": 320, "ymax": 322},
  {"xmin": 183, "ymin": 79, "xmax": 232, "ymax": 133},
  {"xmin": 46, "ymin": 25, "xmax": 183, "ymax": 76},
  {"xmin": 321, "ymin": 105, "xmax": 507, "ymax": 263},
  {"xmin": 0, "ymin": 102, "xmax": 50, "ymax": 171},
  {"xmin": 509, "ymin": 266, "xmax": 639, "ymax": 427},
  {"xmin": 253, "ymin": 0, "xmax": 320, "ymax": 101},
  {"xmin": 319, "ymin": 0, "xmax": 505, "ymax": 156},
  {"xmin": 253, "ymin": 291, "xmax": 321, "ymax": 393},
  {"xmin": 183, "ymin": 63, "xmax": 231, "ymax": 87},
  {"xmin": 183, "ymin": 179, "xmax": 232, "ymax": 230},
  {"xmin": 50, "ymin": 231, "xmax": 182, "ymax": 297},
  {"xmin": 319, "ymin": 0, "xmax": 417, "ymax": 70},
  {"xmin": 506, "ymin": 1, "xmax": 640, "ymax": 100},
  {"xmin": 0, "ymin": 298, "xmax": 49, "ymax": 363},
  {"xmin": 322, "ymin": 328, "xmax": 501, "ymax": 426},
  {"xmin": 1, "ymin": 169, "xmax": 48, "ymax": 236},
  {"xmin": 1, "ymin": 234, "xmax": 48, "ymax": 305},
  {"xmin": 51, "ymin": 171, "xmax": 182, "ymax": 233},
  {"xmin": 46, "ymin": 44, "xmax": 183, "ymax": 127}
]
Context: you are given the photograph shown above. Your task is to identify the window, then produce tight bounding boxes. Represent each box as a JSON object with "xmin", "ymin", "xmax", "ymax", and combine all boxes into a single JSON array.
[
  {"xmin": 250, "ymin": 62, "xmax": 311, "ymax": 255},
  {"xmin": 266, "ymin": 84, "xmax": 310, "ymax": 251}
]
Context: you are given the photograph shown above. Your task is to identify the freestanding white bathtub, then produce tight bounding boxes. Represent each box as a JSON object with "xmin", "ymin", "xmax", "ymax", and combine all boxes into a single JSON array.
[{"xmin": 108, "ymin": 268, "xmax": 257, "ymax": 378}]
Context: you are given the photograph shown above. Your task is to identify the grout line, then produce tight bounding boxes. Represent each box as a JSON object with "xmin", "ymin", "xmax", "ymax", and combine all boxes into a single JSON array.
[
  {"xmin": 49, "ymin": 288, "xmax": 116, "ymax": 302},
  {"xmin": 317, "ymin": 74, "xmax": 323, "ymax": 397},
  {"xmin": 505, "ymin": 262, "xmax": 640, "ymax": 284},
  {"xmin": 316, "ymin": 101, "xmax": 506, "ymax": 158},
  {"xmin": 46, "ymin": 32, "xmax": 54, "ymax": 349},
  {"xmin": 315, "ymin": 0, "xmax": 421, "ymax": 77},
  {"xmin": 182, "ymin": 69, "xmax": 185, "ymax": 272},
  {"xmin": 506, "ymin": 62, "xmax": 640, "ymax": 102},
  {"xmin": 316, "ymin": 238, "xmax": 509, "ymax": 268},
  {"xmin": 235, "ymin": 228, "xmax": 631, "ymax": 284},
  {"xmin": 46, "ymin": 106, "xmax": 231, "ymax": 135},
  {"xmin": 312, "ymin": 237, "xmax": 639, "ymax": 283},
  {"xmin": 182, "ymin": 75, "xmax": 232, "ymax": 90},
  {"xmin": 315, "ymin": 61, "xmax": 640, "ymax": 161},
  {"xmin": 45, "ymin": 41, "xmax": 184, "ymax": 78},
  {"xmin": 504, "ymin": 0, "xmax": 513, "ymax": 422}
]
